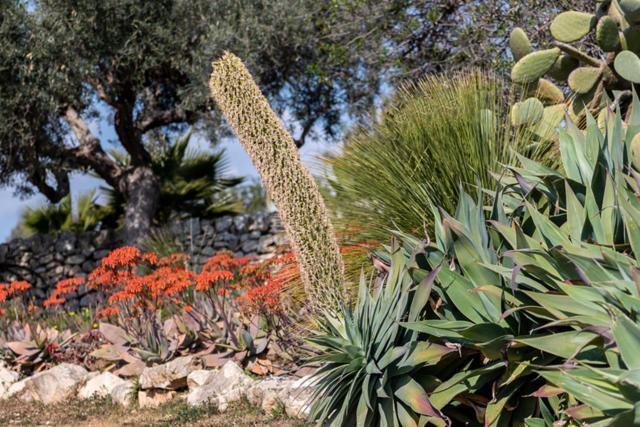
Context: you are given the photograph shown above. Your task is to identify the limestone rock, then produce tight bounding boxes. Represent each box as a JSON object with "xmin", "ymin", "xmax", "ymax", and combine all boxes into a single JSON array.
[
  {"xmin": 278, "ymin": 376, "xmax": 315, "ymax": 419},
  {"xmin": 78, "ymin": 372, "xmax": 127, "ymax": 400},
  {"xmin": 139, "ymin": 355, "xmax": 203, "ymax": 390},
  {"xmin": 187, "ymin": 361, "xmax": 253, "ymax": 407},
  {"xmin": 187, "ymin": 369, "xmax": 216, "ymax": 390},
  {"xmin": 261, "ymin": 391, "xmax": 283, "ymax": 415},
  {"xmin": 110, "ymin": 381, "xmax": 134, "ymax": 407},
  {"xmin": 3, "ymin": 363, "xmax": 88, "ymax": 404},
  {"xmin": 0, "ymin": 366, "xmax": 19, "ymax": 397},
  {"xmin": 246, "ymin": 378, "xmax": 286, "ymax": 407},
  {"xmin": 186, "ymin": 388, "xmax": 229, "ymax": 411},
  {"xmin": 138, "ymin": 389, "xmax": 176, "ymax": 408}
]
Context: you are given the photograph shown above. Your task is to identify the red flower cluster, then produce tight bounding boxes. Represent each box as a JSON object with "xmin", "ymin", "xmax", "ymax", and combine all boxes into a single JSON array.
[
  {"xmin": 44, "ymin": 277, "xmax": 85, "ymax": 307},
  {"xmin": 39, "ymin": 247, "xmax": 286, "ymax": 322},
  {"xmin": 0, "ymin": 281, "xmax": 31, "ymax": 315}
]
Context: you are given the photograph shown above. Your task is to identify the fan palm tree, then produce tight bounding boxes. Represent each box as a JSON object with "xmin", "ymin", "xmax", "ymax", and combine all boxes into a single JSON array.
[
  {"xmin": 19, "ymin": 190, "xmax": 108, "ymax": 235},
  {"xmin": 100, "ymin": 133, "xmax": 243, "ymax": 227}
]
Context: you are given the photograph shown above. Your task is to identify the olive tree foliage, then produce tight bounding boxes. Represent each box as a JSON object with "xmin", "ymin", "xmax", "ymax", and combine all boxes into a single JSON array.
[
  {"xmin": 329, "ymin": 0, "xmax": 592, "ymax": 81},
  {"xmin": 0, "ymin": 0, "xmax": 380, "ymax": 242}
]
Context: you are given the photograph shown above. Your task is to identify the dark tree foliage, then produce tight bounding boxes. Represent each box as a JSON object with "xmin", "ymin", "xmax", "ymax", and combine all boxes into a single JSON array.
[{"xmin": 327, "ymin": 0, "xmax": 591, "ymax": 80}]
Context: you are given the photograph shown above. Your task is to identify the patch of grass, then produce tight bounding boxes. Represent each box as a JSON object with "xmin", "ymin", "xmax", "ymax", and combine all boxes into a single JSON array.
[
  {"xmin": 0, "ymin": 395, "xmax": 307, "ymax": 426},
  {"xmin": 155, "ymin": 399, "xmax": 222, "ymax": 426}
]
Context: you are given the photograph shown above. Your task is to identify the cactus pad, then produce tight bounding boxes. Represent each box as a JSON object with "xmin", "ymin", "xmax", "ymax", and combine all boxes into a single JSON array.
[
  {"xmin": 547, "ymin": 54, "xmax": 580, "ymax": 81},
  {"xmin": 619, "ymin": 0, "xmax": 640, "ymax": 24},
  {"xmin": 623, "ymin": 26, "xmax": 640, "ymax": 54},
  {"xmin": 535, "ymin": 104, "xmax": 566, "ymax": 140},
  {"xmin": 550, "ymin": 11, "xmax": 596, "ymax": 42},
  {"xmin": 511, "ymin": 48, "xmax": 561, "ymax": 83},
  {"xmin": 596, "ymin": 16, "xmax": 621, "ymax": 51},
  {"xmin": 510, "ymin": 28, "xmax": 532, "ymax": 60},
  {"xmin": 535, "ymin": 78, "xmax": 565, "ymax": 104},
  {"xmin": 511, "ymin": 98, "xmax": 545, "ymax": 127},
  {"xmin": 614, "ymin": 50, "xmax": 640, "ymax": 83},
  {"xmin": 568, "ymin": 67, "xmax": 602, "ymax": 94},
  {"xmin": 631, "ymin": 133, "xmax": 640, "ymax": 170}
]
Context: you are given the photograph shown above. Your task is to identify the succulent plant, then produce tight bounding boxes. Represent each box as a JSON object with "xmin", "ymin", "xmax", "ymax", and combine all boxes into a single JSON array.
[
  {"xmin": 310, "ymin": 102, "xmax": 640, "ymax": 425},
  {"xmin": 308, "ymin": 244, "xmax": 452, "ymax": 426},
  {"xmin": 0, "ymin": 321, "xmax": 76, "ymax": 373},
  {"xmin": 509, "ymin": 1, "xmax": 640, "ymax": 129}
]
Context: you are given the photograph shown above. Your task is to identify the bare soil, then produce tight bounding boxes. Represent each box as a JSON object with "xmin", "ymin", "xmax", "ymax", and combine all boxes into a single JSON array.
[{"xmin": 0, "ymin": 396, "xmax": 307, "ymax": 426}]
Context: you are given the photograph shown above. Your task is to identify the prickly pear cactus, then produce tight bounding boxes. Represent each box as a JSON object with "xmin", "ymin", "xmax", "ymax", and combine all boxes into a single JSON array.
[{"xmin": 509, "ymin": 0, "xmax": 640, "ymax": 131}]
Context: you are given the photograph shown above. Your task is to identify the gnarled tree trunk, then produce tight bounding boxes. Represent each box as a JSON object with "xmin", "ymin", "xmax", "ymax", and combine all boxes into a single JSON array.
[{"xmin": 122, "ymin": 166, "xmax": 161, "ymax": 244}]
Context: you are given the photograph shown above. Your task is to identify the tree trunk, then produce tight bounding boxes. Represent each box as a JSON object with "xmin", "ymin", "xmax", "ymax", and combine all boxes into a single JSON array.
[{"xmin": 122, "ymin": 166, "xmax": 161, "ymax": 244}]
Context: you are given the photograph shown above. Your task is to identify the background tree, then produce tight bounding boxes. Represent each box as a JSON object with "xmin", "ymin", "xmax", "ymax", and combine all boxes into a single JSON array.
[
  {"xmin": 0, "ymin": 0, "xmax": 384, "ymax": 242},
  {"xmin": 325, "ymin": 0, "xmax": 592, "ymax": 80},
  {"xmin": 0, "ymin": 0, "xmax": 592, "ymax": 244}
]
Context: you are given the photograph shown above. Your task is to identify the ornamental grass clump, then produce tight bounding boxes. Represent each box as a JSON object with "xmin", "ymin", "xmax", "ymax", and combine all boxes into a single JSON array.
[
  {"xmin": 324, "ymin": 71, "xmax": 549, "ymax": 243},
  {"xmin": 209, "ymin": 52, "xmax": 345, "ymax": 314}
]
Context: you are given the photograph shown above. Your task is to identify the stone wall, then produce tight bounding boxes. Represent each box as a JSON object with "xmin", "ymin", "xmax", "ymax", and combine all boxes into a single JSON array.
[{"xmin": 0, "ymin": 213, "xmax": 286, "ymax": 309}]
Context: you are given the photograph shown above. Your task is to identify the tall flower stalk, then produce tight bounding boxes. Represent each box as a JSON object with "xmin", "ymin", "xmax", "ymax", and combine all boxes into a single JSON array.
[{"xmin": 209, "ymin": 52, "xmax": 345, "ymax": 314}]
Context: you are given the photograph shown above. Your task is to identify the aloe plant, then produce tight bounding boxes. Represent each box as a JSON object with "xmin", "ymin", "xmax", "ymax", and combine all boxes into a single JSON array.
[{"xmin": 0, "ymin": 321, "xmax": 76, "ymax": 373}]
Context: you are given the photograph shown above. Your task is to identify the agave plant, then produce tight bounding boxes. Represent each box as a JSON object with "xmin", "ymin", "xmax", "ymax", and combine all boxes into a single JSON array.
[
  {"xmin": 309, "ymin": 103, "xmax": 640, "ymax": 425},
  {"xmin": 309, "ymin": 243, "xmax": 455, "ymax": 426}
]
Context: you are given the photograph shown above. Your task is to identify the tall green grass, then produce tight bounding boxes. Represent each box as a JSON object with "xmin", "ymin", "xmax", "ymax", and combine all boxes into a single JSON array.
[{"xmin": 324, "ymin": 71, "xmax": 551, "ymax": 242}]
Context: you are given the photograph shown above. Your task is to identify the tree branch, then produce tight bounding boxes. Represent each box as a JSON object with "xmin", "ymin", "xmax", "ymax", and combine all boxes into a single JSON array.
[
  {"xmin": 135, "ymin": 108, "xmax": 188, "ymax": 134},
  {"xmin": 28, "ymin": 162, "xmax": 70, "ymax": 203},
  {"xmin": 64, "ymin": 106, "xmax": 125, "ymax": 191},
  {"xmin": 113, "ymin": 85, "xmax": 151, "ymax": 166}
]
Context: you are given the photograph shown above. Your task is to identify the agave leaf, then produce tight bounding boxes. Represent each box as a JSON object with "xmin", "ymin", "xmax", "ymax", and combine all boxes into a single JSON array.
[
  {"xmin": 435, "ymin": 268, "xmax": 496, "ymax": 324},
  {"xmin": 430, "ymin": 363, "xmax": 505, "ymax": 409},
  {"xmin": 540, "ymin": 370, "xmax": 632, "ymax": 412},
  {"xmin": 393, "ymin": 377, "xmax": 441, "ymax": 418},
  {"xmin": 397, "ymin": 342, "xmax": 454, "ymax": 369},
  {"xmin": 396, "ymin": 401, "xmax": 419, "ymax": 427},
  {"xmin": 408, "ymin": 264, "xmax": 441, "ymax": 322},
  {"xmin": 612, "ymin": 314, "xmax": 640, "ymax": 370},
  {"xmin": 515, "ymin": 330, "xmax": 599, "ymax": 358}
]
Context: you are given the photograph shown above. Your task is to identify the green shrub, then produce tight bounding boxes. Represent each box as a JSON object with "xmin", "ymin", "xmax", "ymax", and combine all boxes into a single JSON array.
[
  {"xmin": 324, "ymin": 71, "xmax": 547, "ymax": 243},
  {"xmin": 310, "ymin": 103, "xmax": 640, "ymax": 425}
]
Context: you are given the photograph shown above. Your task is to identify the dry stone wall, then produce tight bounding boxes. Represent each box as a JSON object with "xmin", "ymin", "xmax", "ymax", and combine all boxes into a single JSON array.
[{"xmin": 0, "ymin": 213, "xmax": 286, "ymax": 309}]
